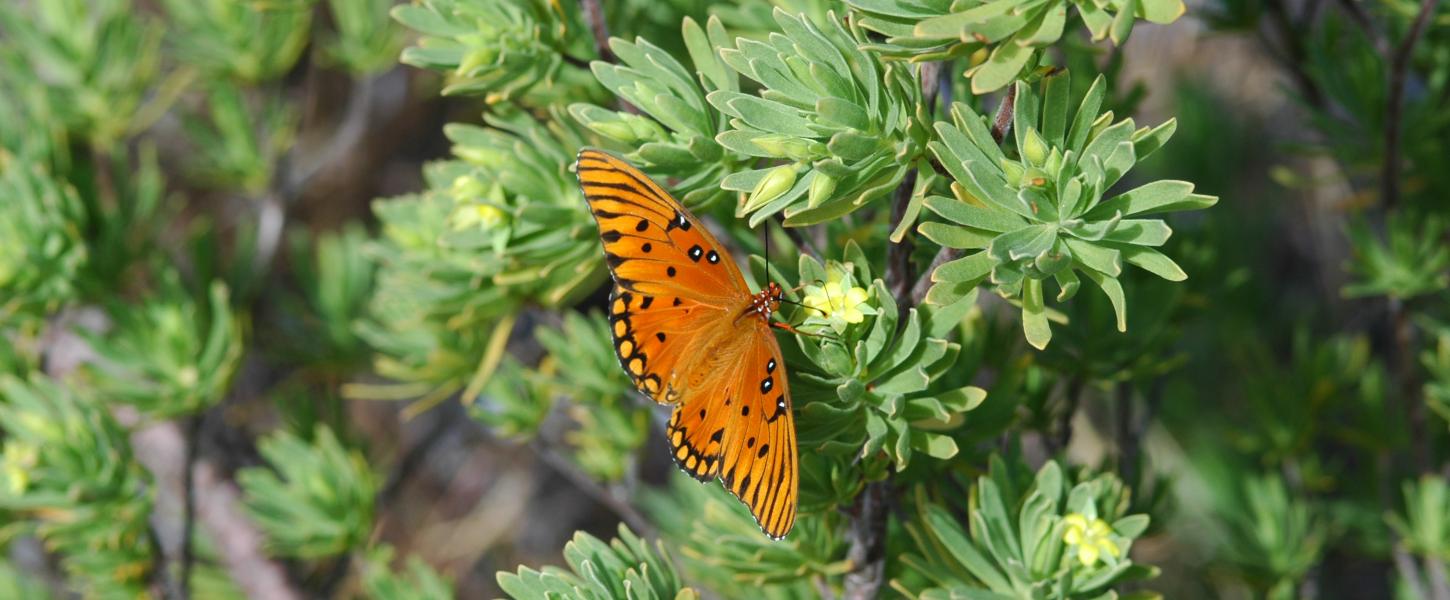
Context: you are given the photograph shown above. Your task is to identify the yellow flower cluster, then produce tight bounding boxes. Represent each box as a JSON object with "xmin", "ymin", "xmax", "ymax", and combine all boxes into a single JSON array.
[
  {"xmin": 802, "ymin": 280, "xmax": 870, "ymax": 324},
  {"xmin": 1062, "ymin": 513, "xmax": 1122, "ymax": 566}
]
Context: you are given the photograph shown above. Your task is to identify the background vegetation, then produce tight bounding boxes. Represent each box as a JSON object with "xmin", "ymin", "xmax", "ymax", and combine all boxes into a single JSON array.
[{"xmin": 0, "ymin": 0, "xmax": 1446, "ymax": 598}]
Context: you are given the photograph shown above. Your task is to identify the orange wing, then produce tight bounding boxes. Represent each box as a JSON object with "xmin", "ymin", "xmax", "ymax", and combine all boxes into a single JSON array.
[
  {"xmin": 580, "ymin": 148, "xmax": 746, "ymax": 402},
  {"xmin": 666, "ymin": 322, "xmax": 798, "ymax": 538},
  {"xmin": 576, "ymin": 149, "xmax": 746, "ymax": 303},
  {"xmin": 577, "ymin": 148, "xmax": 797, "ymax": 539}
]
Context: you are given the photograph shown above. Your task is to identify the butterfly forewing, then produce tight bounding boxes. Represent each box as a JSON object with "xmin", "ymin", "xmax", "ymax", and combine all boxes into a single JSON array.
[
  {"xmin": 577, "ymin": 149, "xmax": 746, "ymax": 303},
  {"xmin": 577, "ymin": 149, "xmax": 799, "ymax": 539}
]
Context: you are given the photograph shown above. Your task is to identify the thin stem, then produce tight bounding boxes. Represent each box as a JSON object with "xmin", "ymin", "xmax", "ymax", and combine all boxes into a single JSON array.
[
  {"xmin": 844, "ymin": 104, "xmax": 939, "ymax": 595},
  {"xmin": 1381, "ymin": 0, "xmax": 1441, "ymax": 212},
  {"xmin": 146, "ymin": 522, "xmax": 176, "ymax": 600},
  {"xmin": 179, "ymin": 414, "xmax": 203, "ymax": 600},
  {"xmin": 1261, "ymin": 0, "xmax": 1330, "ymax": 110},
  {"xmin": 1389, "ymin": 298, "xmax": 1430, "ymax": 472}
]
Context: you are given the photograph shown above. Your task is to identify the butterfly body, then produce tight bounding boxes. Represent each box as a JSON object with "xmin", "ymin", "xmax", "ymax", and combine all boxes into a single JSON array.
[{"xmin": 576, "ymin": 149, "xmax": 798, "ymax": 539}]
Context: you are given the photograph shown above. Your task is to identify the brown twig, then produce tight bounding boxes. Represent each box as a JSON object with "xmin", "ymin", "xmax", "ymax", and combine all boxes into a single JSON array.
[
  {"xmin": 1333, "ymin": 0, "xmax": 1391, "ymax": 57},
  {"xmin": 45, "ymin": 312, "xmax": 301, "ymax": 600},
  {"xmin": 1376, "ymin": 0, "xmax": 1440, "ymax": 478},
  {"xmin": 842, "ymin": 479, "xmax": 889, "ymax": 600},
  {"xmin": 910, "ymin": 87, "xmax": 1017, "ymax": 303},
  {"xmin": 580, "ymin": 0, "xmax": 615, "ymax": 63},
  {"xmin": 885, "ymin": 170, "xmax": 919, "ymax": 305},
  {"xmin": 778, "ymin": 221, "xmax": 823, "ymax": 259},
  {"xmin": 1381, "ymin": 0, "xmax": 1440, "ymax": 212},
  {"xmin": 991, "ymin": 84, "xmax": 1017, "ymax": 144},
  {"xmin": 843, "ymin": 71, "xmax": 953, "ymax": 591}
]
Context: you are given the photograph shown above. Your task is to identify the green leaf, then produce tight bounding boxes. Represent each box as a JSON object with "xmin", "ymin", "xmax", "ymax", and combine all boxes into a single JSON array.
[
  {"xmin": 1116, "ymin": 245, "xmax": 1187, "ymax": 281},
  {"xmin": 925, "ymin": 506, "xmax": 1014, "ymax": 591},
  {"xmin": 1088, "ymin": 180, "xmax": 1205, "ymax": 217},
  {"xmin": 935, "ymin": 251, "xmax": 998, "ymax": 286},
  {"xmin": 912, "ymin": 431, "xmax": 960, "ymax": 459},
  {"xmin": 1139, "ymin": 0, "xmax": 1187, "ymax": 23},
  {"xmin": 1022, "ymin": 278, "xmax": 1052, "ymax": 349},
  {"xmin": 925, "ymin": 196, "xmax": 1029, "ymax": 232},
  {"xmin": 1081, "ymin": 269, "xmax": 1128, "ymax": 331},
  {"xmin": 1064, "ymin": 238, "xmax": 1122, "ymax": 277},
  {"xmin": 920, "ymin": 222, "xmax": 997, "ymax": 249},
  {"xmin": 1132, "ymin": 118, "xmax": 1177, "ymax": 159},
  {"xmin": 1110, "ymin": 0, "xmax": 1139, "ymax": 44},
  {"xmin": 971, "ymin": 43, "xmax": 1034, "ymax": 94}
]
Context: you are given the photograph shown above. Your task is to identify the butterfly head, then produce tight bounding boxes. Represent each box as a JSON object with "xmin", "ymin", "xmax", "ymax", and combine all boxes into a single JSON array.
[{"xmin": 750, "ymin": 281, "xmax": 784, "ymax": 320}]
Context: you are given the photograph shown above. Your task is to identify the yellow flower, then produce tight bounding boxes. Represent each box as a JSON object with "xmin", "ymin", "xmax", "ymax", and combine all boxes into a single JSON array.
[
  {"xmin": 0, "ymin": 441, "xmax": 37, "ymax": 494},
  {"xmin": 1062, "ymin": 513, "xmax": 1121, "ymax": 567},
  {"xmin": 448, "ymin": 176, "xmax": 507, "ymax": 231},
  {"xmin": 802, "ymin": 280, "xmax": 870, "ymax": 324},
  {"xmin": 450, "ymin": 203, "xmax": 506, "ymax": 231}
]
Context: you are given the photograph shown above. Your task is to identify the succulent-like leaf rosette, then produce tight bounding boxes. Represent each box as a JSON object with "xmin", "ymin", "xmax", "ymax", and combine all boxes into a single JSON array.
[{"xmin": 921, "ymin": 70, "xmax": 1216, "ymax": 348}]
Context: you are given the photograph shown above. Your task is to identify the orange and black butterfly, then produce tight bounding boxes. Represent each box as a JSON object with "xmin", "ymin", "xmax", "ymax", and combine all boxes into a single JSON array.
[{"xmin": 575, "ymin": 149, "xmax": 797, "ymax": 539}]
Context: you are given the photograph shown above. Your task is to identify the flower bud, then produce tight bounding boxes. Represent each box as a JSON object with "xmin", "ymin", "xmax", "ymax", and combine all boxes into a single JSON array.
[
  {"xmin": 742, "ymin": 164, "xmax": 798, "ymax": 213},
  {"xmin": 457, "ymin": 44, "xmax": 497, "ymax": 75},
  {"xmin": 751, "ymin": 135, "xmax": 819, "ymax": 160},
  {"xmin": 806, "ymin": 172, "xmax": 838, "ymax": 208},
  {"xmin": 1022, "ymin": 127, "xmax": 1048, "ymax": 167},
  {"xmin": 1000, "ymin": 159, "xmax": 1025, "ymax": 187},
  {"xmin": 450, "ymin": 175, "xmax": 487, "ymax": 202},
  {"xmin": 587, "ymin": 119, "xmax": 637, "ymax": 142},
  {"xmin": 623, "ymin": 114, "xmax": 666, "ymax": 143}
]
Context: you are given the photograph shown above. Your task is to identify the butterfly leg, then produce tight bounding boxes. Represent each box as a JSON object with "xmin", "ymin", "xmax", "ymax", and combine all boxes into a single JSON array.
[{"xmin": 769, "ymin": 319, "xmax": 839, "ymax": 342}]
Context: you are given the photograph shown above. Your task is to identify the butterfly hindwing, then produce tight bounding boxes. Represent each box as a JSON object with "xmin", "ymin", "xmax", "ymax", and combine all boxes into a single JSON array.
[
  {"xmin": 666, "ymin": 320, "xmax": 798, "ymax": 538},
  {"xmin": 607, "ymin": 284, "xmax": 722, "ymax": 404},
  {"xmin": 717, "ymin": 326, "xmax": 797, "ymax": 539}
]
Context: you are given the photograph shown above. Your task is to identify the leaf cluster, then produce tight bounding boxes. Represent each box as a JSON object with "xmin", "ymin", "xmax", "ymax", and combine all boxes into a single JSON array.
[
  {"xmin": 922, "ymin": 70, "xmax": 1214, "ymax": 348},
  {"xmin": 847, "ymin": 0, "xmax": 1186, "ymax": 92}
]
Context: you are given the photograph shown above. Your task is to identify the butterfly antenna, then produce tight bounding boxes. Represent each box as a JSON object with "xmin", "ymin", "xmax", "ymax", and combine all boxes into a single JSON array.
[
  {"xmin": 779, "ymin": 297, "xmax": 826, "ymax": 317},
  {"xmin": 765, "ymin": 220, "xmax": 772, "ymax": 280}
]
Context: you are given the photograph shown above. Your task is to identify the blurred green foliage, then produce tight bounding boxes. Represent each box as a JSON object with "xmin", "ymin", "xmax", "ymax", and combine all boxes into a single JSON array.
[
  {"xmin": 237, "ymin": 426, "xmax": 378, "ymax": 559},
  {"xmin": 0, "ymin": 375, "xmax": 153, "ymax": 596}
]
